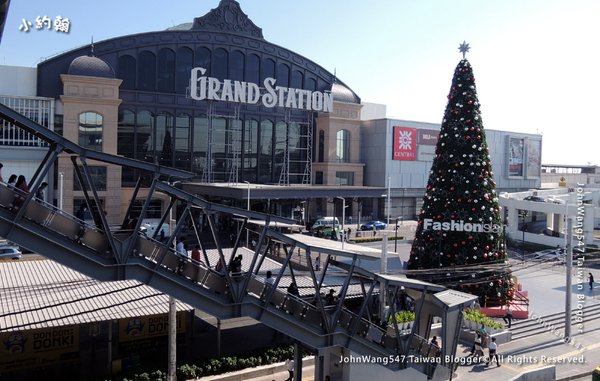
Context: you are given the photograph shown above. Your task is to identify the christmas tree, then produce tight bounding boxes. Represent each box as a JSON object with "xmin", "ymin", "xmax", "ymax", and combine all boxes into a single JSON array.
[{"xmin": 407, "ymin": 44, "xmax": 513, "ymax": 307}]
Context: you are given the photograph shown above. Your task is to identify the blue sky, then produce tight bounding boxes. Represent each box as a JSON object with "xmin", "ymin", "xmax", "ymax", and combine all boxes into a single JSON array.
[{"xmin": 1, "ymin": 0, "xmax": 598, "ymax": 166}]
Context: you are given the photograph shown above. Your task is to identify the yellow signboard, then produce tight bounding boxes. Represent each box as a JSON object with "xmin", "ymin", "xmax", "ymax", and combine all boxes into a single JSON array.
[
  {"xmin": 0, "ymin": 326, "xmax": 79, "ymax": 372},
  {"xmin": 118, "ymin": 312, "xmax": 185, "ymax": 342}
]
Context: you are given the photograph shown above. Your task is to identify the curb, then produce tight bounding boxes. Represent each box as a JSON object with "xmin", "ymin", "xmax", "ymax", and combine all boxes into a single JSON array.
[{"xmin": 196, "ymin": 356, "xmax": 315, "ymax": 381}]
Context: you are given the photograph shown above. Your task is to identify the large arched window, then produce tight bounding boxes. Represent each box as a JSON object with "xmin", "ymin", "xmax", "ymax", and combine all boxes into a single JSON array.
[
  {"xmin": 138, "ymin": 51, "xmax": 156, "ymax": 91},
  {"xmin": 276, "ymin": 63, "xmax": 290, "ymax": 87},
  {"xmin": 291, "ymin": 70, "xmax": 303, "ymax": 89},
  {"xmin": 79, "ymin": 112, "xmax": 103, "ymax": 151},
  {"xmin": 175, "ymin": 47, "xmax": 193, "ymax": 94},
  {"xmin": 195, "ymin": 47, "xmax": 211, "ymax": 72},
  {"xmin": 246, "ymin": 53, "xmax": 260, "ymax": 84},
  {"xmin": 230, "ymin": 50, "xmax": 245, "ymax": 81},
  {"xmin": 261, "ymin": 58, "xmax": 275, "ymax": 82},
  {"xmin": 213, "ymin": 48, "xmax": 228, "ymax": 80},
  {"xmin": 306, "ymin": 77, "xmax": 316, "ymax": 91},
  {"xmin": 336, "ymin": 129, "xmax": 350, "ymax": 162},
  {"xmin": 158, "ymin": 48, "xmax": 175, "ymax": 93},
  {"xmin": 118, "ymin": 55, "xmax": 136, "ymax": 90}
]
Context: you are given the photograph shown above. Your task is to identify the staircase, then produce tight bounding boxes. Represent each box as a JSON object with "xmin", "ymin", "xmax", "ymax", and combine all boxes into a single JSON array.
[{"xmin": 509, "ymin": 304, "xmax": 600, "ymax": 341}]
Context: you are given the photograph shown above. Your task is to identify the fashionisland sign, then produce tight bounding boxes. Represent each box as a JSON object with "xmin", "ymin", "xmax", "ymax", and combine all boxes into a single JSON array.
[
  {"xmin": 190, "ymin": 67, "xmax": 333, "ymax": 112},
  {"xmin": 423, "ymin": 218, "xmax": 502, "ymax": 233}
]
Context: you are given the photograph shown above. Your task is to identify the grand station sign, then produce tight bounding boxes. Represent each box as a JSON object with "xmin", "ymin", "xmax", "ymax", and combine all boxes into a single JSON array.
[{"xmin": 190, "ymin": 67, "xmax": 333, "ymax": 112}]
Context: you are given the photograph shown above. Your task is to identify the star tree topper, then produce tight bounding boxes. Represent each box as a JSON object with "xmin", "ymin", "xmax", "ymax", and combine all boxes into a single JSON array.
[{"xmin": 458, "ymin": 41, "xmax": 470, "ymax": 59}]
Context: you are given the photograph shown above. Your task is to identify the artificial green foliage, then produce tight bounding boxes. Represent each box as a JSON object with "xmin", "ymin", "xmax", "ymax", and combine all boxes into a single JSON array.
[
  {"xmin": 388, "ymin": 310, "xmax": 416, "ymax": 324},
  {"xmin": 463, "ymin": 308, "xmax": 504, "ymax": 330},
  {"xmin": 408, "ymin": 59, "xmax": 513, "ymax": 306}
]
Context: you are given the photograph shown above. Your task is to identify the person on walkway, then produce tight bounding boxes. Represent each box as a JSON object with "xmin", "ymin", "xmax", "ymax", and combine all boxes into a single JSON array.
[
  {"xmin": 503, "ymin": 306, "xmax": 513, "ymax": 328},
  {"xmin": 75, "ymin": 204, "xmax": 88, "ymax": 221},
  {"xmin": 13, "ymin": 175, "xmax": 29, "ymax": 208},
  {"xmin": 285, "ymin": 357, "xmax": 294, "ymax": 381},
  {"xmin": 589, "ymin": 273, "xmax": 595, "ymax": 290},
  {"xmin": 325, "ymin": 288, "xmax": 337, "ymax": 306},
  {"xmin": 287, "ymin": 281, "xmax": 299, "ymax": 296},
  {"xmin": 35, "ymin": 182, "xmax": 48, "ymax": 202},
  {"xmin": 6, "ymin": 174, "xmax": 17, "ymax": 188},
  {"xmin": 469, "ymin": 333, "xmax": 483, "ymax": 358},
  {"xmin": 265, "ymin": 270, "xmax": 275, "ymax": 286},
  {"xmin": 485, "ymin": 337, "xmax": 500, "ymax": 367},
  {"xmin": 191, "ymin": 244, "xmax": 201, "ymax": 263},
  {"xmin": 0, "ymin": 162, "xmax": 3, "ymax": 183}
]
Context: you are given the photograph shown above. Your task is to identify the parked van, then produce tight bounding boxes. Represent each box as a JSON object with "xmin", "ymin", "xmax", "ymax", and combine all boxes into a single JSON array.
[{"xmin": 311, "ymin": 217, "xmax": 340, "ymax": 230}]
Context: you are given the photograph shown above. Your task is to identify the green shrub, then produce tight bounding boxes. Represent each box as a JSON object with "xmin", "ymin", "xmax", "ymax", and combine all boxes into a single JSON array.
[{"xmin": 388, "ymin": 310, "xmax": 415, "ymax": 324}]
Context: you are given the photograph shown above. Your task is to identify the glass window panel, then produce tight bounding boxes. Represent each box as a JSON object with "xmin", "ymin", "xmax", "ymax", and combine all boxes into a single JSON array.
[
  {"xmin": 79, "ymin": 112, "xmax": 103, "ymax": 151},
  {"xmin": 192, "ymin": 115, "xmax": 208, "ymax": 176},
  {"xmin": 211, "ymin": 118, "xmax": 227, "ymax": 181},
  {"xmin": 261, "ymin": 58, "xmax": 275, "ymax": 82},
  {"xmin": 156, "ymin": 112, "xmax": 174, "ymax": 166},
  {"xmin": 243, "ymin": 119, "xmax": 258, "ymax": 182},
  {"xmin": 274, "ymin": 121, "xmax": 287, "ymax": 177},
  {"xmin": 118, "ymin": 55, "xmax": 136, "ymax": 90},
  {"xmin": 335, "ymin": 171, "xmax": 354, "ymax": 186},
  {"xmin": 246, "ymin": 53, "xmax": 260, "ymax": 84},
  {"xmin": 258, "ymin": 119, "xmax": 273, "ymax": 183},
  {"xmin": 73, "ymin": 166, "xmax": 107, "ymax": 191},
  {"xmin": 195, "ymin": 47, "xmax": 211, "ymax": 73},
  {"xmin": 138, "ymin": 51, "xmax": 156, "ymax": 91},
  {"xmin": 175, "ymin": 113, "xmax": 191, "ymax": 171},
  {"xmin": 137, "ymin": 110, "xmax": 154, "ymax": 163},
  {"xmin": 277, "ymin": 63, "xmax": 290, "ymax": 87},
  {"xmin": 318, "ymin": 130, "xmax": 325, "ymax": 162},
  {"xmin": 336, "ymin": 129, "xmax": 350, "ymax": 162},
  {"xmin": 230, "ymin": 50, "xmax": 245, "ymax": 81},
  {"xmin": 117, "ymin": 109, "xmax": 135, "ymax": 158},
  {"xmin": 157, "ymin": 48, "xmax": 175, "ymax": 93},
  {"xmin": 291, "ymin": 70, "xmax": 303, "ymax": 89},
  {"xmin": 175, "ymin": 47, "xmax": 193, "ymax": 94},
  {"xmin": 213, "ymin": 48, "xmax": 228, "ymax": 81}
]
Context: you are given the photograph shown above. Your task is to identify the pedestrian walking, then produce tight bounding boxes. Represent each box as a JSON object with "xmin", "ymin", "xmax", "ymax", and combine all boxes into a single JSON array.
[
  {"xmin": 589, "ymin": 273, "xmax": 595, "ymax": 290},
  {"xmin": 285, "ymin": 357, "xmax": 294, "ymax": 381},
  {"xmin": 485, "ymin": 337, "xmax": 500, "ymax": 367},
  {"xmin": 503, "ymin": 305, "xmax": 513, "ymax": 328},
  {"xmin": 35, "ymin": 182, "xmax": 48, "ymax": 202}
]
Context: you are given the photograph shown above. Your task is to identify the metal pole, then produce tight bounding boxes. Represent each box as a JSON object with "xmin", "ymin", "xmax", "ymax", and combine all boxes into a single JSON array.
[
  {"xmin": 244, "ymin": 181, "xmax": 250, "ymax": 247},
  {"xmin": 336, "ymin": 197, "xmax": 345, "ymax": 250},
  {"xmin": 387, "ymin": 176, "xmax": 391, "ymax": 226},
  {"xmin": 380, "ymin": 233, "xmax": 388, "ymax": 322},
  {"xmin": 58, "ymin": 172, "xmax": 63, "ymax": 210},
  {"xmin": 565, "ymin": 218, "xmax": 573, "ymax": 340},
  {"xmin": 167, "ymin": 200, "xmax": 177, "ymax": 381},
  {"xmin": 395, "ymin": 220, "xmax": 399, "ymax": 252}
]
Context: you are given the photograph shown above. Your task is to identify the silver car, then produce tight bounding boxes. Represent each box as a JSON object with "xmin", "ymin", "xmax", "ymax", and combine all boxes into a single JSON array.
[{"xmin": 0, "ymin": 245, "xmax": 22, "ymax": 260}]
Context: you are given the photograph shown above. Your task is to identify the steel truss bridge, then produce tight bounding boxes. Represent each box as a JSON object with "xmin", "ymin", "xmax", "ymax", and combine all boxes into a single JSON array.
[{"xmin": 0, "ymin": 103, "xmax": 476, "ymax": 380}]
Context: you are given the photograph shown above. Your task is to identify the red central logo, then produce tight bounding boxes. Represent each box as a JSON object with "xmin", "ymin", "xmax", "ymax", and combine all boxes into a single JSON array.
[{"xmin": 393, "ymin": 126, "xmax": 416, "ymax": 161}]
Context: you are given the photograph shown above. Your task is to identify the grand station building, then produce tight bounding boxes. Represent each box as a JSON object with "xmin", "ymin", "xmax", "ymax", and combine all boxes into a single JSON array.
[{"xmin": 0, "ymin": 0, "xmax": 541, "ymax": 229}]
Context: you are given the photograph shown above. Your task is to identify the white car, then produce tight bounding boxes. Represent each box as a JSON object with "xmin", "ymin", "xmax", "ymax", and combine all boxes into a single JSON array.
[{"xmin": 0, "ymin": 245, "xmax": 22, "ymax": 260}]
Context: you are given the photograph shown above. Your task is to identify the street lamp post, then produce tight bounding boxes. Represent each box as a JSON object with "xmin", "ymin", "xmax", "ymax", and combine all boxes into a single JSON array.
[
  {"xmin": 520, "ymin": 210, "xmax": 528, "ymax": 261},
  {"xmin": 394, "ymin": 217, "xmax": 400, "ymax": 252},
  {"xmin": 336, "ymin": 196, "xmax": 346, "ymax": 250},
  {"xmin": 387, "ymin": 176, "xmax": 391, "ymax": 226}
]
